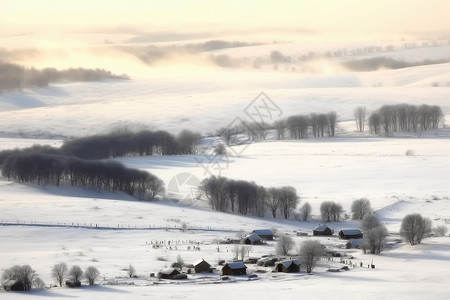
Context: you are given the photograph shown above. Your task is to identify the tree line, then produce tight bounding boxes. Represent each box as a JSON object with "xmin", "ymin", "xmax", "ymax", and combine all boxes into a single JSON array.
[
  {"xmin": 368, "ymin": 104, "xmax": 443, "ymax": 136},
  {"xmin": 199, "ymin": 176, "xmax": 300, "ymax": 219},
  {"xmin": 61, "ymin": 129, "xmax": 201, "ymax": 159},
  {"xmin": 0, "ymin": 129, "xmax": 200, "ymax": 201},
  {"xmin": 2, "ymin": 262, "xmax": 100, "ymax": 291},
  {"xmin": 0, "ymin": 129, "xmax": 202, "ymax": 164},
  {"xmin": 218, "ymin": 111, "xmax": 338, "ymax": 144},
  {"xmin": 0, "ymin": 62, "xmax": 128, "ymax": 92},
  {"xmin": 1, "ymin": 149, "xmax": 164, "ymax": 200}
]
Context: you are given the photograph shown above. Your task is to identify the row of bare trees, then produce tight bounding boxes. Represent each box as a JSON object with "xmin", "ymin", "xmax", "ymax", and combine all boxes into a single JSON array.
[
  {"xmin": 199, "ymin": 176, "xmax": 299, "ymax": 218},
  {"xmin": 369, "ymin": 104, "xmax": 443, "ymax": 135},
  {"xmin": 319, "ymin": 201, "xmax": 344, "ymax": 222},
  {"xmin": 218, "ymin": 111, "xmax": 338, "ymax": 144},
  {"xmin": 52, "ymin": 262, "xmax": 100, "ymax": 287},
  {"xmin": 0, "ymin": 62, "xmax": 128, "ymax": 91},
  {"xmin": 1, "ymin": 150, "xmax": 164, "ymax": 200},
  {"xmin": 62, "ymin": 129, "xmax": 201, "ymax": 159},
  {"xmin": 274, "ymin": 111, "xmax": 337, "ymax": 139}
]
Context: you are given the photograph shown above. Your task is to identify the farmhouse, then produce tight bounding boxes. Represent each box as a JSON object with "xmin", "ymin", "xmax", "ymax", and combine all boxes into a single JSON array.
[
  {"xmin": 339, "ymin": 229, "xmax": 363, "ymax": 239},
  {"xmin": 243, "ymin": 233, "xmax": 262, "ymax": 244},
  {"xmin": 251, "ymin": 229, "xmax": 274, "ymax": 240},
  {"xmin": 221, "ymin": 262, "xmax": 247, "ymax": 276},
  {"xmin": 158, "ymin": 267, "xmax": 180, "ymax": 279},
  {"xmin": 273, "ymin": 259, "xmax": 301, "ymax": 273},
  {"xmin": 194, "ymin": 259, "xmax": 212, "ymax": 273},
  {"xmin": 313, "ymin": 225, "xmax": 333, "ymax": 236}
]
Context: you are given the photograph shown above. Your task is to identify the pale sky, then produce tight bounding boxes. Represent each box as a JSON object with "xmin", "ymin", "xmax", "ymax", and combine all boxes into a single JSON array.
[{"xmin": 1, "ymin": 0, "xmax": 449, "ymax": 38}]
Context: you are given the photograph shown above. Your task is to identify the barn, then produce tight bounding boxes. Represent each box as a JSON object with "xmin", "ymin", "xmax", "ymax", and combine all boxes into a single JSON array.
[
  {"xmin": 194, "ymin": 259, "xmax": 212, "ymax": 273},
  {"xmin": 313, "ymin": 225, "xmax": 333, "ymax": 236},
  {"xmin": 221, "ymin": 262, "xmax": 247, "ymax": 276},
  {"xmin": 339, "ymin": 229, "xmax": 363, "ymax": 239},
  {"xmin": 273, "ymin": 259, "xmax": 301, "ymax": 273},
  {"xmin": 158, "ymin": 267, "xmax": 180, "ymax": 279},
  {"xmin": 243, "ymin": 233, "xmax": 262, "ymax": 245},
  {"xmin": 251, "ymin": 229, "xmax": 274, "ymax": 240}
]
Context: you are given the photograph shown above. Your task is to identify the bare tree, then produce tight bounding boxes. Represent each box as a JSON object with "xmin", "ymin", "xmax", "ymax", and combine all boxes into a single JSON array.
[
  {"xmin": 369, "ymin": 112, "xmax": 381, "ymax": 134},
  {"xmin": 177, "ymin": 130, "xmax": 201, "ymax": 154},
  {"xmin": 433, "ymin": 225, "xmax": 448, "ymax": 237},
  {"xmin": 354, "ymin": 106, "xmax": 366, "ymax": 132},
  {"xmin": 176, "ymin": 254, "xmax": 185, "ymax": 268},
  {"xmin": 219, "ymin": 128, "xmax": 231, "ymax": 145},
  {"xmin": 317, "ymin": 114, "xmax": 329, "ymax": 137},
  {"xmin": 273, "ymin": 120, "xmax": 287, "ymax": 140},
  {"xmin": 239, "ymin": 245, "xmax": 247, "ymax": 261},
  {"xmin": 243, "ymin": 245, "xmax": 252, "ymax": 258},
  {"xmin": 52, "ymin": 262, "xmax": 68, "ymax": 287},
  {"xmin": 351, "ymin": 198, "xmax": 372, "ymax": 220},
  {"xmin": 276, "ymin": 235, "xmax": 295, "ymax": 255},
  {"xmin": 277, "ymin": 186, "xmax": 300, "ymax": 219},
  {"xmin": 265, "ymin": 187, "xmax": 280, "ymax": 218},
  {"xmin": 327, "ymin": 111, "xmax": 338, "ymax": 137},
  {"xmin": 68, "ymin": 265, "xmax": 83, "ymax": 284},
  {"xmin": 400, "ymin": 213, "xmax": 432, "ymax": 245},
  {"xmin": 310, "ymin": 113, "xmax": 319, "ymax": 137},
  {"xmin": 361, "ymin": 213, "xmax": 381, "ymax": 232},
  {"xmin": 33, "ymin": 277, "xmax": 45, "ymax": 289},
  {"xmin": 199, "ymin": 176, "xmax": 228, "ymax": 212},
  {"xmin": 330, "ymin": 202, "xmax": 343, "ymax": 221},
  {"xmin": 360, "ymin": 214, "xmax": 388, "ymax": 254},
  {"xmin": 362, "ymin": 226, "xmax": 388, "ymax": 254},
  {"xmin": 84, "ymin": 267, "xmax": 100, "ymax": 285},
  {"xmin": 2, "ymin": 265, "xmax": 40, "ymax": 291},
  {"xmin": 127, "ymin": 264, "xmax": 136, "ymax": 278},
  {"xmin": 320, "ymin": 201, "xmax": 333, "ymax": 222},
  {"xmin": 236, "ymin": 229, "xmax": 246, "ymax": 240},
  {"xmin": 299, "ymin": 202, "xmax": 312, "ymax": 221},
  {"xmin": 299, "ymin": 240, "xmax": 324, "ymax": 273},
  {"xmin": 233, "ymin": 244, "xmax": 241, "ymax": 260}
]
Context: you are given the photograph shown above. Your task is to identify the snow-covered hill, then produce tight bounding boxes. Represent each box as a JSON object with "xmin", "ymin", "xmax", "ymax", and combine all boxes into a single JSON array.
[
  {"xmin": 0, "ymin": 61, "xmax": 449, "ymax": 138},
  {"xmin": 1, "ymin": 36, "xmax": 450, "ymax": 299}
]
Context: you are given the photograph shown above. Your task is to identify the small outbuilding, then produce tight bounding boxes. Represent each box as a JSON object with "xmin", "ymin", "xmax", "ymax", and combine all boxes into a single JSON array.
[
  {"xmin": 158, "ymin": 267, "xmax": 180, "ymax": 279},
  {"xmin": 194, "ymin": 259, "xmax": 212, "ymax": 273},
  {"xmin": 243, "ymin": 233, "xmax": 262, "ymax": 245},
  {"xmin": 2, "ymin": 279, "xmax": 24, "ymax": 291},
  {"xmin": 221, "ymin": 262, "xmax": 247, "ymax": 276},
  {"xmin": 251, "ymin": 229, "xmax": 274, "ymax": 240},
  {"xmin": 339, "ymin": 229, "xmax": 363, "ymax": 239},
  {"xmin": 273, "ymin": 259, "xmax": 301, "ymax": 273},
  {"xmin": 313, "ymin": 225, "xmax": 333, "ymax": 236},
  {"xmin": 346, "ymin": 238, "xmax": 364, "ymax": 249},
  {"xmin": 257, "ymin": 257, "xmax": 278, "ymax": 267}
]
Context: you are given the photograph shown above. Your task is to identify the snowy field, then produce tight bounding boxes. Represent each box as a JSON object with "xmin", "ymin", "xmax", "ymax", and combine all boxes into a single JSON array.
[
  {"xmin": 1, "ymin": 38, "xmax": 450, "ymax": 299},
  {"xmin": 1, "ymin": 135, "xmax": 450, "ymax": 299}
]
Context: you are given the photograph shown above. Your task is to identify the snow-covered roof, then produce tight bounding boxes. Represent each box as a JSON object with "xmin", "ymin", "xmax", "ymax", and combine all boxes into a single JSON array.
[
  {"xmin": 194, "ymin": 259, "xmax": 211, "ymax": 266},
  {"xmin": 278, "ymin": 259, "xmax": 301, "ymax": 268},
  {"xmin": 340, "ymin": 229, "xmax": 362, "ymax": 235},
  {"xmin": 314, "ymin": 225, "xmax": 331, "ymax": 231},
  {"xmin": 252, "ymin": 229, "xmax": 274, "ymax": 236},
  {"xmin": 347, "ymin": 238, "xmax": 364, "ymax": 246},
  {"xmin": 244, "ymin": 233, "xmax": 262, "ymax": 243},
  {"xmin": 159, "ymin": 267, "xmax": 178, "ymax": 275},
  {"xmin": 225, "ymin": 262, "xmax": 247, "ymax": 269}
]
